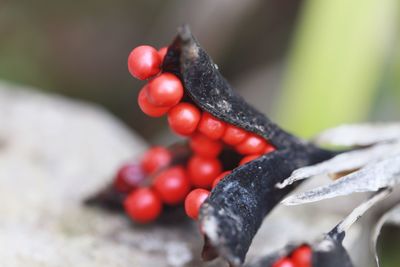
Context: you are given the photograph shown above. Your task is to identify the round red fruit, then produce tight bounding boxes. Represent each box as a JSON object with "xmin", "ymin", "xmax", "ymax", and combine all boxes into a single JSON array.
[
  {"xmin": 124, "ymin": 188, "xmax": 162, "ymax": 223},
  {"xmin": 138, "ymin": 86, "xmax": 170, "ymax": 117},
  {"xmin": 140, "ymin": 146, "xmax": 171, "ymax": 174},
  {"xmin": 198, "ymin": 112, "xmax": 226, "ymax": 140},
  {"xmin": 291, "ymin": 245, "xmax": 312, "ymax": 267},
  {"xmin": 212, "ymin": 170, "xmax": 231, "ymax": 188},
  {"xmin": 239, "ymin": 154, "xmax": 261, "ymax": 166},
  {"xmin": 114, "ymin": 163, "xmax": 145, "ymax": 193},
  {"xmin": 184, "ymin": 188, "xmax": 210, "ymax": 220},
  {"xmin": 272, "ymin": 258, "xmax": 295, "ymax": 267},
  {"xmin": 167, "ymin": 103, "xmax": 201, "ymax": 136},
  {"xmin": 128, "ymin": 45, "xmax": 161, "ymax": 80},
  {"xmin": 222, "ymin": 125, "xmax": 248, "ymax": 145},
  {"xmin": 158, "ymin": 47, "xmax": 168, "ymax": 62},
  {"xmin": 187, "ymin": 156, "xmax": 222, "ymax": 188},
  {"xmin": 236, "ymin": 134, "xmax": 267, "ymax": 155},
  {"xmin": 147, "ymin": 73, "xmax": 184, "ymax": 107},
  {"xmin": 190, "ymin": 133, "xmax": 223, "ymax": 158},
  {"xmin": 153, "ymin": 166, "xmax": 191, "ymax": 205}
]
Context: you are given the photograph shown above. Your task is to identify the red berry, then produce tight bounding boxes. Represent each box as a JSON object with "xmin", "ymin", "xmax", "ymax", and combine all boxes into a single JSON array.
[
  {"xmin": 198, "ymin": 112, "xmax": 226, "ymax": 140},
  {"xmin": 187, "ymin": 156, "xmax": 222, "ymax": 188},
  {"xmin": 128, "ymin": 45, "xmax": 161, "ymax": 80},
  {"xmin": 239, "ymin": 154, "xmax": 261, "ymax": 166},
  {"xmin": 158, "ymin": 47, "xmax": 168, "ymax": 62},
  {"xmin": 184, "ymin": 188, "xmax": 210, "ymax": 220},
  {"xmin": 114, "ymin": 163, "xmax": 145, "ymax": 193},
  {"xmin": 153, "ymin": 166, "xmax": 191, "ymax": 205},
  {"xmin": 212, "ymin": 170, "xmax": 231, "ymax": 188},
  {"xmin": 147, "ymin": 73, "xmax": 184, "ymax": 107},
  {"xmin": 124, "ymin": 188, "xmax": 162, "ymax": 223},
  {"xmin": 236, "ymin": 134, "xmax": 267, "ymax": 155},
  {"xmin": 138, "ymin": 86, "xmax": 170, "ymax": 117},
  {"xmin": 291, "ymin": 245, "xmax": 312, "ymax": 267},
  {"xmin": 272, "ymin": 258, "xmax": 295, "ymax": 267},
  {"xmin": 222, "ymin": 125, "xmax": 248, "ymax": 145},
  {"xmin": 190, "ymin": 133, "xmax": 223, "ymax": 158},
  {"xmin": 264, "ymin": 142, "xmax": 276, "ymax": 154},
  {"xmin": 140, "ymin": 146, "xmax": 171, "ymax": 174},
  {"xmin": 167, "ymin": 103, "xmax": 201, "ymax": 136}
]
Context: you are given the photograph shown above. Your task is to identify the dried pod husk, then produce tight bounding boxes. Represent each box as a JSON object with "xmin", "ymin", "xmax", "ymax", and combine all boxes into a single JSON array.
[
  {"xmin": 245, "ymin": 237, "xmax": 353, "ymax": 267},
  {"xmin": 162, "ymin": 25, "xmax": 337, "ymax": 265}
]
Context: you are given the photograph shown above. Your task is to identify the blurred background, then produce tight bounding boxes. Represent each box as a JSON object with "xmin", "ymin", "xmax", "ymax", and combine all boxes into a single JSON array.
[{"xmin": 0, "ymin": 0, "xmax": 399, "ymax": 265}]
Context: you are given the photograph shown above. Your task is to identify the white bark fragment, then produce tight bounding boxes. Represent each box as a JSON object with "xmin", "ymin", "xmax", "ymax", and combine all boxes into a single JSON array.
[
  {"xmin": 282, "ymin": 155, "xmax": 400, "ymax": 205},
  {"xmin": 313, "ymin": 123, "xmax": 400, "ymax": 147}
]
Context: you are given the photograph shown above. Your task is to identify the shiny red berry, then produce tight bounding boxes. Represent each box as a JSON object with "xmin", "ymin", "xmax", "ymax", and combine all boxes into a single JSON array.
[
  {"xmin": 272, "ymin": 258, "xmax": 295, "ymax": 267},
  {"xmin": 291, "ymin": 245, "xmax": 312, "ymax": 267},
  {"xmin": 114, "ymin": 163, "xmax": 145, "ymax": 193},
  {"xmin": 153, "ymin": 166, "xmax": 191, "ymax": 205},
  {"xmin": 264, "ymin": 142, "xmax": 276, "ymax": 154},
  {"xmin": 236, "ymin": 134, "xmax": 267, "ymax": 155},
  {"xmin": 167, "ymin": 103, "xmax": 201, "ymax": 136},
  {"xmin": 187, "ymin": 156, "xmax": 222, "ymax": 188},
  {"xmin": 140, "ymin": 146, "xmax": 171, "ymax": 174},
  {"xmin": 128, "ymin": 45, "xmax": 161, "ymax": 80},
  {"xmin": 190, "ymin": 133, "xmax": 223, "ymax": 158},
  {"xmin": 198, "ymin": 112, "xmax": 226, "ymax": 140},
  {"xmin": 222, "ymin": 125, "xmax": 248, "ymax": 145},
  {"xmin": 239, "ymin": 154, "xmax": 261, "ymax": 166},
  {"xmin": 158, "ymin": 47, "xmax": 168, "ymax": 62},
  {"xmin": 212, "ymin": 170, "xmax": 231, "ymax": 188},
  {"xmin": 137, "ymin": 86, "xmax": 170, "ymax": 117},
  {"xmin": 184, "ymin": 188, "xmax": 210, "ymax": 220},
  {"xmin": 124, "ymin": 188, "xmax": 162, "ymax": 223},
  {"xmin": 147, "ymin": 73, "xmax": 184, "ymax": 107}
]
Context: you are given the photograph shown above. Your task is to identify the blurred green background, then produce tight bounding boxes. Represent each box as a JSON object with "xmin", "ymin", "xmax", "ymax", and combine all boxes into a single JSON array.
[{"xmin": 0, "ymin": 0, "xmax": 399, "ymax": 265}]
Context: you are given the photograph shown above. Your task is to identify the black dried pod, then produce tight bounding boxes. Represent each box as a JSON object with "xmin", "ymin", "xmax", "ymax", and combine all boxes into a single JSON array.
[
  {"xmin": 245, "ymin": 237, "xmax": 353, "ymax": 267},
  {"xmin": 162, "ymin": 25, "xmax": 337, "ymax": 265}
]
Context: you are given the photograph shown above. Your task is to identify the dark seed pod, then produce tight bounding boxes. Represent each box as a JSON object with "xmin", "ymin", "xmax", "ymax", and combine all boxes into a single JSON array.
[
  {"xmin": 163, "ymin": 25, "xmax": 301, "ymax": 150},
  {"xmin": 245, "ymin": 237, "xmax": 353, "ymax": 267},
  {"xmin": 162, "ymin": 25, "xmax": 337, "ymax": 265}
]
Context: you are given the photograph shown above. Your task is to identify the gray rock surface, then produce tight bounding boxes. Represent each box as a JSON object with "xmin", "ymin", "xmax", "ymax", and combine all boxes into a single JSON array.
[{"xmin": 0, "ymin": 82, "xmax": 367, "ymax": 267}]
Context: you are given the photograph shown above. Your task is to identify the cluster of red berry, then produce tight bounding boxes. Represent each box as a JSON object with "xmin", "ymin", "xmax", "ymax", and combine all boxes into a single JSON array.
[
  {"xmin": 272, "ymin": 245, "xmax": 312, "ymax": 267},
  {"xmin": 114, "ymin": 44, "xmax": 275, "ymax": 224}
]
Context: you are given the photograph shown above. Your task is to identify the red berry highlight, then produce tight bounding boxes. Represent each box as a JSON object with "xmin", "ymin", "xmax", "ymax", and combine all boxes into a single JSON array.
[
  {"xmin": 212, "ymin": 170, "xmax": 231, "ymax": 189},
  {"xmin": 222, "ymin": 125, "xmax": 248, "ymax": 145},
  {"xmin": 236, "ymin": 134, "xmax": 267, "ymax": 155},
  {"xmin": 198, "ymin": 112, "xmax": 226, "ymax": 140},
  {"xmin": 167, "ymin": 103, "xmax": 201, "ymax": 136},
  {"xmin": 128, "ymin": 45, "xmax": 161, "ymax": 80},
  {"xmin": 291, "ymin": 245, "xmax": 312, "ymax": 267},
  {"xmin": 239, "ymin": 154, "xmax": 261, "ymax": 166},
  {"xmin": 190, "ymin": 133, "xmax": 223, "ymax": 158},
  {"xmin": 140, "ymin": 146, "xmax": 171, "ymax": 174},
  {"xmin": 153, "ymin": 166, "xmax": 191, "ymax": 205},
  {"xmin": 138, "ymin": 86, "xmax": 170, "ymax": 117},
  {"xmin": 272, "ymin": 258, "xmax": 295, "ymax": 267},
  {"xmin": 124, "ymin": 188, "xmax": 162, "ymax": 223},
  {"xmin": 184, "ymin": 188, "xmax": 210, "ymax": 220},
  {"xmin": 158, "ymin": 47, "xmax": 168, "ymax": 62},
  {"xmin": 147, "ymin": 73, "xmax": 184, "ymax": 107},
  {"xmin": 264, "ymin": 142, "xmax": 276, "ymax": 154},
  {"xmin": 187, "ymin": 156, "xmax": 222, "ymax": 188},
  {"xmin": 114, "ymin": 163, "xmax": 145, "ymax": 193}
]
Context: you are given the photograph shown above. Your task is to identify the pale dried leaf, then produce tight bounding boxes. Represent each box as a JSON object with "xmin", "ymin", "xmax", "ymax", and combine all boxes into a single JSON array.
[
  {"xmin": 314, "ymin": 123, "xmax": 400, "ymax": 147},
  {"xmin": 372, "ymin": 203, "xmax": 400, "ymax": 267},
  {"xmin": 334, "ymin": 189, "xmax": 391, "ymax": 234},
  {"xmin": 282, "ymin": 155, "xmax": 400, "ymax": 205},
  {"xmin": 277, "ymin": 142, "xmax": 400, "ymax": 189}
]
